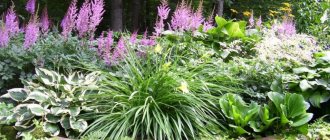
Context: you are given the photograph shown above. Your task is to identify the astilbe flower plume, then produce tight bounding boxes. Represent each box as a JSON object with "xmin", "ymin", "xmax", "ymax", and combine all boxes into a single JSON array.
[
  {"xmin": 89, "ymin": 0, "xmax": 105, "ymax": 36},
  {"xmin": 154, "ymin": 1, "xmax": 170, "ymax": 36},
  {"xmin": 203, "ymin": 13, "xmax": 214, "ymax": 32},
  {"xmin": 111, "ymin": 37, "xmax": 126, "ymax": 65},
  {"xmin": 25, "ymin": 0, "xmax": 36, "ymax": 14},
  {"xmin": 170, "ymin": 1, "xmax": 191, "ymax": 31},
  {"xmin": 5, "ymin": 6, "xmax": 20, "ymax": 36},
  {"xmin": 0, "ymin": 26, "xmax": 9, "ymax": 47},
  {"xmin": 248, "ymin": 11, "xmax": 254, "ymax": 27},
  {"xmin": 272, "ymin": 18, "xmax": 296, "ymax": 37},
  {"xmin": 189, "ymin": 1, "xmax": 204, "ymax": 30},
  {"xmin": 98, "ymin": 31, "xmax": 113, "ymax": 65},
  {"xmin": 24, "ymin": 17, "xmax": 39, "ymax": 49},
  {"xmin": 40, "ymin": 7, "xmax": 50, "ymax": 33},
  {"xmin": 141, "ymin": 31, "xmax": 156, "ymax": 46},
  {"xmin": 129, "ymin": 31, "xmax": 138, "ymax": 44},
  {"xmin": 76, "ymin": 0, "xmax": 91, "ymax": 37},
  {"xmin": 256, "ymin": 16, "xmax": 262, "ymax": 27},
  {"xmin": 61, "ymin": 0, "xmax": 78, "ymax": 38}
]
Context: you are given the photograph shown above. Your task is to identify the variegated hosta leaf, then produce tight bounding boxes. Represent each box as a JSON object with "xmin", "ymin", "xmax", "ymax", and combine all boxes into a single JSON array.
[
  {"xmin": 43, "ymin": 122, "xmax": 60, "ymax": 136},
  {"xmin": 14, "ymin": 120, "xmax": 34, "ymax": 132},
  {"xmin": 28, "ymin": 104, "xmax": 49, "ymax": 116},
  {"xmin": 2, "ymin": 88, "xmax": 28, "ymax": 102},
  {"xmin": 60, "ymin": 116, "xmax": 71, "ymax": 130},
  {"xmin": 45, "ymin": 114, "xmax": 61, "ymax": 123},
  {"xmin": 70, "ymin": 117, "xmax": 88, "ymax": 132},
  {"xmin": 68, "ymin": 107, "xmax": 80, "ymax": 116},
  {"xmin": 27, "ymin": 90, "xmax": 49, "ymax": 103},
  {"xmin": 50, "ymin": 107, "xmax": 67, "ymax": 115}
]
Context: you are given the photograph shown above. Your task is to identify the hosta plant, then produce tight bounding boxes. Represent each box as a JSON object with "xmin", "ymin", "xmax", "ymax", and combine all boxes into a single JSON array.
[
  {"xmin": 284, "ymin": 51, "xmax": 330, "ymax": 107},
  {"xmin": 0, "ymin": 68, "xmax": 99, "ymax": 137}
]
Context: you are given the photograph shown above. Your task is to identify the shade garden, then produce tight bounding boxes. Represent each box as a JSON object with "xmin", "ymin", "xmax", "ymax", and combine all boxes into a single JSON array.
[{"xmin": 0, "ymin": 0, "xmax": 330, "ymax": 140}]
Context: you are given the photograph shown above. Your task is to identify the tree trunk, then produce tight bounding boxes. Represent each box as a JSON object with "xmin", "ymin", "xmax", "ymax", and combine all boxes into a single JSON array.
[
  {"xmin": 217, "ymin": 0, "xmax": 224, "ymax": 17},
  {"xmin": 111, "ymin": 0, "xmax": 123, "ymax": 32},
  {"xmin": 131, "ymin": 0, "xmax": 142, "ymax": 31}
]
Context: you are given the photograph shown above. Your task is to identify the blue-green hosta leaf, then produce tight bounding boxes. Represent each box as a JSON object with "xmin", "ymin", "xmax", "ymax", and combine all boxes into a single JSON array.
[
  {"xmin": 291, "ymin": 113, "xmax": 313, "ymax": 127},
  {"xmin": 299, "ymin": 80, "xmax": 312, "ymax": 92},
  {"xmin": 60, "ymin": 116, "xmax": 71, "ymax": 130},
  {"xmin": 28, "ymin": 90, "xmax": 49, "ymax": 103},
  {"xmin": 43, "ymin": 122, "xmax": 60, "ymax": 136},
  {"xmin": 70, "ymin": 118, "xmax": 88, "ymax": 132},
  {"xmin": 3, "ymin": 88, "xmax": 28, "ymax": 102},
  {"xmin": 29, "ymin": 104, "xmax": 49, "ymax": 116},
  {"xmin": 45, "ymin": 114, "xmax": 61, "ymax": 123}
]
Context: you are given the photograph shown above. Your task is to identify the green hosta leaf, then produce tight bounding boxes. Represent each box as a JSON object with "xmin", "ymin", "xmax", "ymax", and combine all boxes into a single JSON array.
[
  {"xmin": 45, "ymin": 114, "xmax": 61, "ymax": 123},
  {"xmin": 28, "ymin": 90, "xmax": 49, "ymax": 103},
  {"xmin": 224, "ymin": 22, "xmax": 245, "ymax": 38},
  {"xmin": 291, "ymin": 113, "xmax": 313, "ymax": 127},
  {"xmin": 60, "ymin": 116, "xmax": 71, "ymax": 130},
  {"xmin": 267, "ymin": 92, "xmax": 284, "ymax": 112},
  {"xmin": 29, "ymin": 104, "xmax": 48, "ymax": 116},
  {"xmin": 293, "ymin": 67, "xmax": 316, "ymax": 74},
  {"xmin": 215, "ymin": 16, "xmax": 227, "ymax": 29},
  {"xmin": 229, "ymin": 124, "xmax": 249, "ymax": 135},
  {"xmin": 284, "ymin": 93, "xmax": 309, "ymax": 118},
  {"xmin": 309, "ymin": 93, "xmax": 330, "ymax": 107},
  {"xmin": 43, "ymin": 122, "xmax": 60, "ymax": 136},
  {"xmin": 4, "ymin": 88, "xmax": 28, "ymax": 102},
  {"xmin": 70, "ymin": 118, "xmax": 88, "ymax": 132},
  {"xmin": 299, "ymin": 80, "xmax": 312, "ymax": 92},
  {"xmin": 50, "ymin": 107, "xmax": 67, "ymax": 115},
  {"xmin": 68, "ymin": 107, "xmax": 80, "ymax": 117}
]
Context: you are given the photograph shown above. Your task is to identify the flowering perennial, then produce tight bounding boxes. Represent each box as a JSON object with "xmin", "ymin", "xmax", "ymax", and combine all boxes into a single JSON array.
[
  {"xmin": 89, "ymin": 0, "xmax": 105, "ymax": 35},
  {"xmin": 111, "ymin": 37, "xmax": 126, "ymax": 65},
  {"xmin": 61, "ymin": 0, "xmax": 78, "ymax": 38},
  {"xmin": 5, "ymin": 6, "xmax": 20, "ymax": 36},
  {"xmin": 0, "ymin": 27, "xmax": 9, "ymax": 47},
  {"xmin": 41, "ymin": 7, "xmax": 50, "ymax": 33},
  {"xmin": 26, "ymin": 0, "xmax": 36, "ymax": 14},
  {"xmin": 24, "ymin": 17, "xmax": 39, "ymax": 49},
  {"xmin": 154, "ymin": 1, "xmax": 170, "ymax": 36},
  {"xmin": 76, "ymin": 0, "xmax": 91, "ymax": 37}
]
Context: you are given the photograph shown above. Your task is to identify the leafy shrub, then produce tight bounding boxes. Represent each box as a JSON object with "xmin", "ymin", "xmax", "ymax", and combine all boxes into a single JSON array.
[
  {"xmin": 293, "ymin": 0, "xmax": 330, "ymax": 46},
  {"xmin": 307, "ymin": 118, "xmax": 330, "ymax": 139},
  {"xmin": 0, "ymin": 68, "xmax": 99, "ymax": 137},
  {"xmin": 0, "ymin": 33, "xmax": 101, "ymax": 95}
]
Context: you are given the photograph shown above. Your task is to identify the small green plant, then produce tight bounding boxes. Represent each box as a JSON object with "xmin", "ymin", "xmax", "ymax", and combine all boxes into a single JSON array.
[{"xmin": 1, "ymin": 68, "xmax": 99, "ymax": 137}]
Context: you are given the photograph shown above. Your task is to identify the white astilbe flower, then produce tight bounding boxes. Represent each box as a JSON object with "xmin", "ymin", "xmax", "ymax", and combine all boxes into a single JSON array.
[{"xmin": 255, "ymin": 28, "xmax": 321, "ymax": 64}]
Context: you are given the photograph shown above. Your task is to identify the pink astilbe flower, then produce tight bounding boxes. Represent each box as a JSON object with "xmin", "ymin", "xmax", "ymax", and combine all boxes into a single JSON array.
[
  {"xmin": 0, "ymin": 27, "xmax": 9, "ymax": 48},
  {"xmin": 89, "ymin": 0, "xmax": 105, "ymax": 36},
  {"xmin": 104, "ymin": 31, "xmax": 113, "ymax": 65},
  {"xmin": 256, "ymin": 16, "xmax": 262, "ymax": 27},
  {"xmin": 97, "ymin": 32, "xmax": 105, "ymax": 56},
  {"xmin": 40, "ymin": 7, "xmax": 50, "ymax": 33},
  {"xmin": 61, "ymin": 0, "xmax": 78, "ymax": 38},
  {"xmin": 5, "ymin": 6, "xmax": 20, "ymax": 36},
  {"xmin": 25, "ymin": 0, "xmax": 36, "ymax": 14},
  {"xmin": 170, "ymin": 2, "xmax": 191, "ymax": 31},
  {"xmin": 248, "ymin": 11, "xmax": 254, "ymax": 27},
  {"xmin": 111, "ymin": 37, "xmax": 126, "ymax": 65},
  {"xmin": 130, "ymin": 31, "xmax": 138, "ymax": 44},
  {"xmin": 141, "ymin": 31, "xmax": 156, "ymax": 46},
  {"xmin": 24, "ymin": 17, "xmax": 39, "ymax": 49},
  {"xmin": 203, "ymin": 15, "xmax": 214, "ymax": 32},
  {"xmin": 273, "ymin": 19, "xmax": 296, "ymax": 37},
  {"xmin": 154, "ymin": 2, "xmax": 170, "ymax": 36},
  {"xmin": 189, "ymin": 1, "xmax": 204, "ymax": 30},
  {"xmin": 76, "ymin": 0, "xmax": 91, "ymax": 37}
]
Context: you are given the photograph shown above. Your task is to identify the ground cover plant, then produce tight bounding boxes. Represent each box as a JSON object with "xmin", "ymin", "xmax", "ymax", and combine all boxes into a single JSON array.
[{"xmin": 0, "ymin": 0, "xmax": 329, "ymax": 139}]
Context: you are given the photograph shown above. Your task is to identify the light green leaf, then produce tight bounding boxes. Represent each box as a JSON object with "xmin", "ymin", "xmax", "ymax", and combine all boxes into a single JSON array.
[{"xmin": 299, "ymin": 80, "xmax": 312, "ymax": 92}]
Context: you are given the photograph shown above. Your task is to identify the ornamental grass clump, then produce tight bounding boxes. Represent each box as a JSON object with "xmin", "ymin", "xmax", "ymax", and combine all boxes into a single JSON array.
[{"xmin": 82, "ymin": 47, "xmax": 218, "ymax": 140}]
